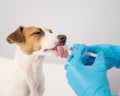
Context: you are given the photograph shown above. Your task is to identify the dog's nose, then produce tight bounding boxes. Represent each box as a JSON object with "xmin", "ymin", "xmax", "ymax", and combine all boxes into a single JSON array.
[{"xmin": 58, "ymin": 35, "xmax": 67, "ymax": 45}]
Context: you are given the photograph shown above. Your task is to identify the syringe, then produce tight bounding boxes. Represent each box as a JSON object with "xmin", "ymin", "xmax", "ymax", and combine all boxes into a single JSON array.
[{"xmin": 64, "ymin": 44, "xmax": 97, "ymax": 58}]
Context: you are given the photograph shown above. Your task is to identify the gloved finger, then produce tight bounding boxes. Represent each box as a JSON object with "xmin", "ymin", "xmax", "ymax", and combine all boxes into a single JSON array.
[
  {"xmin": 72, "ymin": 44, "xmax": 86, "ymax": 51},
  {"xmin": 87, "ymin": 45, "xmax": 101, "ymax": 54},
  {"xmin": 73, "ymin": 44, "xmax": 86, "ymax": 58},
  {"xmin": 72, "ymin": 43, "xmax": 83, "ymax": 49},
  {"xmin": 64, "ymin": 64, "xmax": 69, "ymax": 70},
  {"xmin": 93, "ymin": 52, "xmax": 106, "ymax": 68},
  {"xmin": 67, "ymin": 44, "xmax": 86, "ymax": 62},
  {"xmin": 68, "ymin": 46, "xmax": 87, "ymax": 67},
  {"xmin": 67, "ymin": 47, "xmax": 78, "ymax": 62},
  {"xmin": 67, "ymin": 55, "xmax": 74, "ymax": 62}
]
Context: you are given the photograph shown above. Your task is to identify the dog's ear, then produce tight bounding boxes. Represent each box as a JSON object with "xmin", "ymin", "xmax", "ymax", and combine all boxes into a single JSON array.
[{"xmin": 6, "ymin": 26, "xmax": 25, "ymax": 44}]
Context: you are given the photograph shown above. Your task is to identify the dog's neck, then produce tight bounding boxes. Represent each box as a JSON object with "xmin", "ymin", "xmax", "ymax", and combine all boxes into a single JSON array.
[
  {"xmin": 13, "ymin": 47, "xmax": 44, "ymax": 92},
  {"xmin": 14, "ymin": 47, "xmax": 44, "ymax": 71}
]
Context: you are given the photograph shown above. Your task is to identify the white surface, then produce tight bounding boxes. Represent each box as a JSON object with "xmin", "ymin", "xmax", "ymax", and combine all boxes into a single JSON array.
[
  {"xmin": 0, "ymin": 57, "xmax": 120, "ymax": 95},
  {"xmin": 43, "ymin": 63, "xmax": 76, "ymax": 96},
  {"xmin": 107, "ymin": 68, "xmax": 120, "ymax": 95}
]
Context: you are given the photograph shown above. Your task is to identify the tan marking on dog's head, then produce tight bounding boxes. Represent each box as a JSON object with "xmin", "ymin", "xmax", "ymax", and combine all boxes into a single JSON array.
[{"xmin": 7, "ymin": 26, "xmax": 45, "ymax": 54}]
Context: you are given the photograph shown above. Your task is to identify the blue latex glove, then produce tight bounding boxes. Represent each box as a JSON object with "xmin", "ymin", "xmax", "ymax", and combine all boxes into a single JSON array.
[
  {"xmin": 65, "ymin": 44, "xmax": 116, "ymax": 96},
  {"xmin": 87, "ymin": 44, "xmax": 120, "ymax": 69}
]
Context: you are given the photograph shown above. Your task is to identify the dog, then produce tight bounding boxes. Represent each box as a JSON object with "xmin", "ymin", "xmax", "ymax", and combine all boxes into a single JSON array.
[{"xmin": 0, "ymin": 26, "xmax": 68, "ymax": 96}]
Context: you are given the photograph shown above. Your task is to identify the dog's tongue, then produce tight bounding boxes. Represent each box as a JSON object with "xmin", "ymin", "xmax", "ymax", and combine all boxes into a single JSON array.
[{"xmin": 56, "ymin": 46, "xmax": 69, "ymax": 58}]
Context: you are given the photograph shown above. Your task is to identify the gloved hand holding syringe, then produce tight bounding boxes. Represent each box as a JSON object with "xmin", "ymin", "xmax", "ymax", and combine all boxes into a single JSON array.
[{"xmin": 64, "ymin": 44, "xmax": 120, "ymax": 96}]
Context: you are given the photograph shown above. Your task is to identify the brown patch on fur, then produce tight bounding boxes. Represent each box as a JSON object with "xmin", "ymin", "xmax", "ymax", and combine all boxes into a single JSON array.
[
  {"xmin": 7, "ymin": 26, "xmax": 25, "ymax": 43},
  {"xmin": 6, "ymin": 26, "xmax": 45, "ymax": 55}
]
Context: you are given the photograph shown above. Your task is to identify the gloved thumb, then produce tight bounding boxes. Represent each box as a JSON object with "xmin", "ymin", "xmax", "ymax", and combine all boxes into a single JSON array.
[{"xmin": 93, "ymin": 52, "xmax": 106, "ymax": 68}]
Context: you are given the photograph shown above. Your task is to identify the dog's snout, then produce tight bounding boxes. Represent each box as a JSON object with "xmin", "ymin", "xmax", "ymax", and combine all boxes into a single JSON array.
[
  {"xmin": 58, "ymin": 35, "xmax": 66, "ymax": 41},
  {"xmin": 58, "ymin": 35, "xmax": 67, "ymax": 45}
]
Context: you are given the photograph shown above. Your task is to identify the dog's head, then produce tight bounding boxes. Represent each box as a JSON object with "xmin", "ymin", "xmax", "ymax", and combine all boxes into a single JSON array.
[{"xmin": 6, "ymin": 26, "xmax": 68, "ymax": 57}]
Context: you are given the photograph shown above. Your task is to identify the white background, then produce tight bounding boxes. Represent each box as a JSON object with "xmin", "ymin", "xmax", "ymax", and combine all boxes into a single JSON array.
[{"xmin": 0, "ymin": 0, "xmax": 120, "ymax": 95}]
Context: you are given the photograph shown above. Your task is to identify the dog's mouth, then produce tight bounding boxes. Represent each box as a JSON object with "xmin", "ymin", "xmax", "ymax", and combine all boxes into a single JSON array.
[
  {"xmin": 44, "ymin": 46, "xmax": 57, "ymax": 52},
  {"xmin": 44, "ymin": 45, "xmax": 68, "ymax": 58}
]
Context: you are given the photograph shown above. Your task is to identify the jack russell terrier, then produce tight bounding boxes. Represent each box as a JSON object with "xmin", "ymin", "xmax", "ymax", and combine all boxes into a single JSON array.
[{"xmin": 0, "ymin": 26, "xmax": 68, "ymax": 96}]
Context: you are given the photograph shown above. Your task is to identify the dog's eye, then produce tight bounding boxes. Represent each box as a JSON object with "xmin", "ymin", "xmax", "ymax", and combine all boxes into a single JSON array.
[
  {"xmin": 33, "ymin": 29, "xmax": 44, "ymax": 36},
  {"xmin": 34, "ymin": 31, "xmax": 42, "ymax": 35}
]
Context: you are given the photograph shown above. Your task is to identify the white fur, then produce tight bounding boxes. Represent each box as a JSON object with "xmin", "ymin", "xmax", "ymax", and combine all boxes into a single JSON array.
[
  {"xmin": 0, "ymin": 47, "xmax": 45, "ymax": 96},
  {"xmin": 35, "ymin": 28, "xmax": 59, "ymax": 56},
  {"xmin": 0, "ymin": 28, "xmax": 61, "ymax": 96}
]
